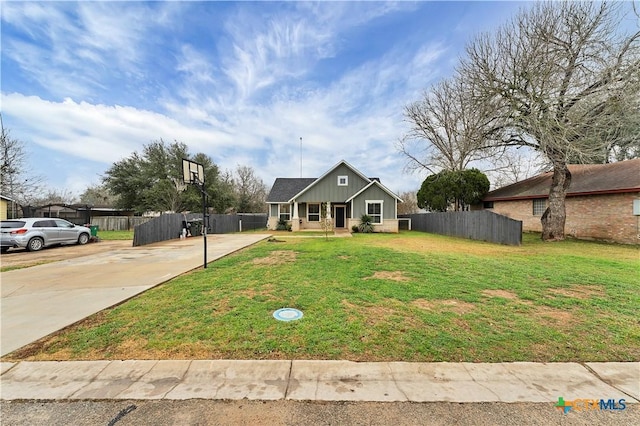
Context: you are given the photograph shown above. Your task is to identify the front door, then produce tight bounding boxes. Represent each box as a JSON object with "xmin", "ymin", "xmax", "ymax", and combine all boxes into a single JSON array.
[{"xmin": 334, "ymin": 206, "xmax": 345, "ymax": 228}]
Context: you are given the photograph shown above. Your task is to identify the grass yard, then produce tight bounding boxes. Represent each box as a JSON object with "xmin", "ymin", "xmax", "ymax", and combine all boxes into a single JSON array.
[
  {"xmin": 7, "ymin": 232, "xmax": 639, "ymax": 362},
  {"xmin": 97, "ymin": 230, "xmax": 134, "ymax": 240}
]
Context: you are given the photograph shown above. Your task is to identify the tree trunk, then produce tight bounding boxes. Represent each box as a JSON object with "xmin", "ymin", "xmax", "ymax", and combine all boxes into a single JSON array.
[{"xmin": 540, "ymin": 163, "xmax": 571, "ymax": 241}]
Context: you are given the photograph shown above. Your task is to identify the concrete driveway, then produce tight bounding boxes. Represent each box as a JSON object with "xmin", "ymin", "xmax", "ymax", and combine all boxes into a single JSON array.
[{"xmin": 0, "ymin": 234, "xmax": 269, "ymax": 356}]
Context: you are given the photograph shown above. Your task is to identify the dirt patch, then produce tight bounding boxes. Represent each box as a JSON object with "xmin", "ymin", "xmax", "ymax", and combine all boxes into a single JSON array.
[
  {"xmin": 482, "ymin": 289, "xmax": 519, "ymax": 300},
  {"xmin": 342, "ymin": 299, "xmax": 406, "ymax": 326},
  {"xmin": 359, "ymin": 304, "xmax": 399, "ymax": 326},
  {"xmin": 251, "ymin": 250, "xmax": 297, "ymax": 266},
  {"xmin": 548, "ymin": 285, "xmax": 603, "ymax": 300},
  {"xmin": 533, "ymin": 306, "xmax": 577, "ymax": 326},
  {"xmin": 370, "ymin": 235, "xmax": 517, "ymax": 257},
  {"xmin": 411, "ymin": 299, "xmax": 475, "ymax": 315},
  {"xmin": 364, "ymin": 271, "xmax": 410, "ymax": 282},
  {"xmin": 341, "ymin": 299, "xmax": 358, "ymax": 310},
  {"xmin": 238, "ymin": 285, "xmax": 276, "ymax": 300},
  {"xmin": 452, "ymin": 317, "xmax": 473, "ymax": 332}
]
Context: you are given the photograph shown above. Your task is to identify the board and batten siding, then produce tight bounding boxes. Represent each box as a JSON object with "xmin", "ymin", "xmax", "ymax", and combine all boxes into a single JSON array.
[
  {"xmin": 351, "ymin": 185, "xmax": 397, "ymax": 219},
  {"xmin": 294, "ymin": 164, "xmax": 369, "ymax": 203}
]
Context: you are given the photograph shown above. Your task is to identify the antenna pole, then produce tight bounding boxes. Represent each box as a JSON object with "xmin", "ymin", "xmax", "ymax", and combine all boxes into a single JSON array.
[{"xmin": 300, "ymin": 137, "xmax": 303, "ymax": 177}]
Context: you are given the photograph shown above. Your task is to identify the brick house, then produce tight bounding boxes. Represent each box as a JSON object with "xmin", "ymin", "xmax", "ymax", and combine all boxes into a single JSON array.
[{"xmin": 481, "ymin": 159, "xmax": 640, "ymax": 244}]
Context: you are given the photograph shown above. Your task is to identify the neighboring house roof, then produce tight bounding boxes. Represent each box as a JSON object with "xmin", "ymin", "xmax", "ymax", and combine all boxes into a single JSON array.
[
  {"xmin": 485, "ymin": 159, "xmax": 640, "ymax": 201},
  {"xmin": 266, "ymin": 178, "xmax": 317, "ymax": 203},
  {"xmin": 1, "ymin": 195, "xmax": 14, "ymax": 202}
]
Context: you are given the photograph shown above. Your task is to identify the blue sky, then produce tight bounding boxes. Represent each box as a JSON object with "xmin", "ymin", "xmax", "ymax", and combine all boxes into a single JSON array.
[{"xmin": 1, "ymin": 1, "xmax": 527, "ymax": 197}]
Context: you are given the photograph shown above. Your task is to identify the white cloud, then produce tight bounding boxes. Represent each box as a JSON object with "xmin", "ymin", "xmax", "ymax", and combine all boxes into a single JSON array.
[
  {"xmin": 1, "ymin": 93, "xmax": 237, "ymax": 163},
  {"xmin": 1, "ymin": 2, "xmax": 169, "ymax": 99},
  {"xmin": 1, "ymin": 1, "xmax": 472, "ymax": 196}
]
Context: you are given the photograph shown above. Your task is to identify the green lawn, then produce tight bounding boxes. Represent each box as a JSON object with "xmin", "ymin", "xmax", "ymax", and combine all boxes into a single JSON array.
[
  {"xmin": 97, "ymin": 230, "xmax": 134, "ymax": 240},
  {"xmin": 7, "ymin": 232, "xmax": 639, "ymax": 362}
]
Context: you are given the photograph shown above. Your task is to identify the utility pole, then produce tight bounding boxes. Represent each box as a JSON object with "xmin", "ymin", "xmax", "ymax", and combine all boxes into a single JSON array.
[{"xmin": 300, "ymin": 137, "xmax": 303, "ymax": 178}]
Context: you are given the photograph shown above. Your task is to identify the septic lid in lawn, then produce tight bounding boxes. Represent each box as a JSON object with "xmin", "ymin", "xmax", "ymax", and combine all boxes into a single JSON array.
[{"xmin": 273, "ymin": 308, "xmax": 303, "ymax": 321}]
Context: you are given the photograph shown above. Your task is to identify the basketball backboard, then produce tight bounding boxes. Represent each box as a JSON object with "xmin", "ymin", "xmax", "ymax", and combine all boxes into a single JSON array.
[{"xmin": 182, "ymin": 158, "xmax": 205, "ymax": 185}]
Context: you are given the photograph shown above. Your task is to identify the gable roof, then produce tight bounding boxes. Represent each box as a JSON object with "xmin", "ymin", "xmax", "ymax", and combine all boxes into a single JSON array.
[
  {"xmin": 346, "ymin": 179, "xmax": 404, "ymax": 202},
  {"xmin": 288, "ymin": 160, "xmax": 372, "ymax": 202},
  {"xmin": 266, "ymin": 178, "xmax": 317, "ymax": 203},
  {"xmin": 485, "ymin": 159, "xmax": 640, "ymax": 201}
]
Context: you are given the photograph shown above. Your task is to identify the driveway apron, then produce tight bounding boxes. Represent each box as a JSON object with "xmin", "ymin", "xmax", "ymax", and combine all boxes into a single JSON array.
[{"xmin": 0, "ymin": 234, "xmax": 269, "ymax": 356}]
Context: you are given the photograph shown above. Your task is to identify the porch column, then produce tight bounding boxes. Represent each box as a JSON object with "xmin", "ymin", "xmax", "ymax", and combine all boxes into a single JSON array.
[{"xmin": 292, "ymin": 201, "xmax": 300, "ymax": 231}]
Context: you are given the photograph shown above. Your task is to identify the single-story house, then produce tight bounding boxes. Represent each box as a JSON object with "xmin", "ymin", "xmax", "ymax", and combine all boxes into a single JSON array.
[
  {"xmin": 480, "ymin": 158, "xmax": 640, "ymax": 244},
  {"xmin": 266, "ymin": 160, "xmax": 403, "ymax": 232}
]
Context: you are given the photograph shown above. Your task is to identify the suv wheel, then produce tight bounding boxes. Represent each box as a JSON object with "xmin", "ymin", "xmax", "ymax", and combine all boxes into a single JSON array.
[
  {"xmin": 27, "ymin": 237, "xmax": 44, "ymax": 252},
  {"xmin": 78, "ymin": 233, "xmax": 90, "ymax": 245}
]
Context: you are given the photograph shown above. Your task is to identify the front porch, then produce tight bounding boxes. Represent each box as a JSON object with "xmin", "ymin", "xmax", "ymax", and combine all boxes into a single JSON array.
[{"xmin": 290, "ymin": 201, "xmax": 351, "ymax": 232}]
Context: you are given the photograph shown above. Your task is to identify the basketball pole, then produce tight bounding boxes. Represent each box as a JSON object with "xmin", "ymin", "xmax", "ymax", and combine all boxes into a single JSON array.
[
  {"xmin": 192, "ymin": 171, "xmax": 207, "ymax": 269},
  {"xmin": 201, "ymin": 178, "xmax": 207, "ymax": 269}
]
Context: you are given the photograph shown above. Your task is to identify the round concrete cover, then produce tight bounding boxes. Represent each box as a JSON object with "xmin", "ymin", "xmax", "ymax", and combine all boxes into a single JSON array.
[{"xmin": 273, "ymin": 308, "xmax": 303, "ymax": 321}]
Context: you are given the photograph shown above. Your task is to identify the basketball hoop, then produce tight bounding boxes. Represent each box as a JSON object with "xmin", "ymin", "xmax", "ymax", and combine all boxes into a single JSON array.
[{"xmin": 182, "ymin": 158, "xmax": 205, "ymax": 185}]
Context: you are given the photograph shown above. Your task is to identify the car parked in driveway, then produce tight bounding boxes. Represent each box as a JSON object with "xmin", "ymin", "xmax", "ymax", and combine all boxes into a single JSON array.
[{"xmin": 0, "ymin": 218, "xmax": 92, "ymax": 253}]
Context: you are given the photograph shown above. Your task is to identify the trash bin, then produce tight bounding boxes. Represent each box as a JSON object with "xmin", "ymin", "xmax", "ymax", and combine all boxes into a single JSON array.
[
  {"xmin": 90, "ymin": 225, "xmax": 99, "ymax": 237},
  {"xmin": 188, "ymin": 221, "xmax": 202, "ymax": 237}
]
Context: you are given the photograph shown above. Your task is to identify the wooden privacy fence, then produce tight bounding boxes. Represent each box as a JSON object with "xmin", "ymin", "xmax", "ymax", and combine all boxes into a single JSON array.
[
  {"xmin": 400, "ymin": 211, "xmax": 522, "ymax": 246},
  {"xmin": 91, "ymin": 216, "xmax": 152, "ymax": 231},
  {"xmin": 133, "ymin": 213, "xmax": 201, "ymax": 247},
  {"xmin": 133, "ymin": 213, "xmax": 268, "ymax": 247},
  {"xmin": 210, "ymin": 213, "xmax": 268, "ymax": 234}
]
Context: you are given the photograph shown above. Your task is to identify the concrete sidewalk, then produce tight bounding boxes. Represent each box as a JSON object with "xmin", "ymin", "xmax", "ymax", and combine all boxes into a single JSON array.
[
  {"xmin": 1, "ymin": 360, "xmax": 638, "ymax": 403},
  {"xmin": 1, "ymin": 234, "xmax": 270, "ymax": 356}
]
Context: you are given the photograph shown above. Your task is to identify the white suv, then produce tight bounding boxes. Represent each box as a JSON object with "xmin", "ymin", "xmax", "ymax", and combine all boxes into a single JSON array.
[{"xmin": 0, "ymin": 218, "xmax": 92, "ymax": 253}]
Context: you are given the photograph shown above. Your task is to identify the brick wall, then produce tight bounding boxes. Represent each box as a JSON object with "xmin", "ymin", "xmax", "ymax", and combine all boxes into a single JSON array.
[{"xmin": 489, "ymin": 192, "xmax": 640, "ymax": 244}]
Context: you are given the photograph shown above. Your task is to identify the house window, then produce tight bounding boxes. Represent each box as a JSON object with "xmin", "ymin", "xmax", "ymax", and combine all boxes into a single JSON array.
[
  {"xmin": 366, "ymin": 200, "xmax": 383, "ymax": 224},
  {"xmin": 532, "ymin": 198, "xmax": 547, "ymax": 216},
  {"xmin": 338, "ymin": 175, "xmax": 348, "ymax": 186},
  {"xmin": 483, "ymin": 201, "xmax": 494, "ymax": 209},
  {"xmin": 279, "ymin": 204, "xmax": 290, "ymax": 221},
  {"xmin": 307, "ymin": 203, "xmax": 320, "ymax": 222}
]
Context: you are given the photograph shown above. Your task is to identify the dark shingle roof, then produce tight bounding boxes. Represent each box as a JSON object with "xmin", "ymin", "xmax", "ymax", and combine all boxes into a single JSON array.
[
  {"xmin": 485, "ymin": 159, "xmax": 640, "ymax": 201},
  {"xmin": 266, "ymin": 178, "xmax": 317, "ymax": 203}
]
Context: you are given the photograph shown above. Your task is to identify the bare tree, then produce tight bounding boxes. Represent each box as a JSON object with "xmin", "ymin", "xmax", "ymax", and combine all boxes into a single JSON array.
[
  {"xmin": 398, "ymin": 77, "xmax": 496, "ymax": 174},
  {"xmin": 320, "ymin": 201, "xmax": 333, "ymax": 240},
  {"xmin": 231, "ymin": 165, "xmax": 268, "ymax": 213},
  {"xmin": 460, "ymin": 1, "xmax": 640, "ymax": 240},
  {"xmin": 30, "ymin": 188, "xmax": 78, "ymax": 206},
  {"xmin": 0, "ymin": 116, "xmax": 45, "ymax": 214},
  {"xmin": 79, "ymin": 183, "xmax": 119, "ymax": 206},
  {"xmin": 489, "ymin": 148, "xmax": 546, "ymax": 189},
  {"xmin": 397, "ymin": 191, "xmax": 419, "ymax": 215}
]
